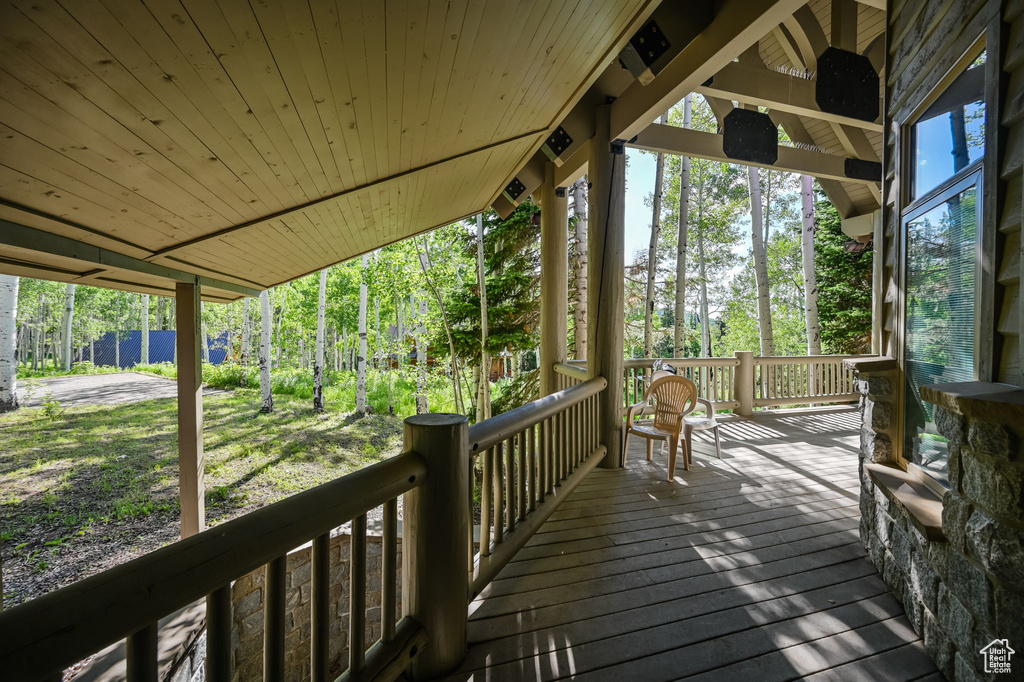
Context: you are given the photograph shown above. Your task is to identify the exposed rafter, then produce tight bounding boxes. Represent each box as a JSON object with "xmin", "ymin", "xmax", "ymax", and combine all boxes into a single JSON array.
[
  {"xmin": 770, "ymin": 111, "xmax": 859, "ymax": 218},
  {"xmin": 695, "ymin": 62, "xmax": 883, "ymax": 131},
  {"xmin": 629, "ymin": 123, "xmax": 881, "ymax": 186}
]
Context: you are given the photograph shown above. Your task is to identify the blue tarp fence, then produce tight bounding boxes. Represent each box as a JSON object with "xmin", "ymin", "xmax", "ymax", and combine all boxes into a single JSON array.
[{"xmin": 84, "ymin": 330, "xmax": 230, "ymax": 368}]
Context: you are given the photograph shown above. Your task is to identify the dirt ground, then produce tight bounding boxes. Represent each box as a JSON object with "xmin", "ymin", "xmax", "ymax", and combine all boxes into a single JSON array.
[{"xmin": 16, "ymin": 372, "xmax": 225, "ymax": 408}]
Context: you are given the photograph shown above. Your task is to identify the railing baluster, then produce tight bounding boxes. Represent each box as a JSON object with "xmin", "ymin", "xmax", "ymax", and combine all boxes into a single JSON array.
[
  {"xmin": 527, "ymin": 425, "xmax": 536, "ymax": 512},
  {"xmin": 481, "ymin": 447, "xmax": 492, "ymax": 556},
  {"xmin": 493, "ymin": 442, "xmax": 504, "ymax": 544},
  {"xmin": 382, "ymin": 498, "xmax": 397, "ymax": 644},
  {"xmin": 265, "ymin": 555, "xmax": 287, "ymax": 682},
  {"xmin": 504, "ymin": 437, "xmax": 515, "ymax": 532},
  {"xmin": 349, "ymin": 514, "xmax": 367, "ymax": 674},
  {"xmin": 311, "ymin": 532, "xmax": 330, "ymax": 682},
  {"xmin": 517, "ymin": 430, "xmax": 527, "ymax": 522},
  {"xmin": 206, "ymin": 585, "xmax": 231, "ymax": 682},
  {"xmin": 126, "ymin": 622, "xmax": 157, "ymax": 682}
]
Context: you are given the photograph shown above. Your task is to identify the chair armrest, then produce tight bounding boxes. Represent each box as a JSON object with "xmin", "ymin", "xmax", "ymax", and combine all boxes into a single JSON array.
[{"xmin": 696, "ymin": 398, "xmax": 714, "ymax": 413}]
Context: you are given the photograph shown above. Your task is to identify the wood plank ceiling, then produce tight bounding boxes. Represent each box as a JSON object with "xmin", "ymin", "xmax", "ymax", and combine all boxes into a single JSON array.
[{"xmin": 0, "ymin": 0, "xmax": 656, "ymax": 299}]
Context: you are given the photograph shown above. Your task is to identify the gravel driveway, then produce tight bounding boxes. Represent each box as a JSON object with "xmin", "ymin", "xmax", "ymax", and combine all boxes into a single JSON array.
[{"xmin": 16, "ymin": 373, "xmax": 226, "ymax": 408}]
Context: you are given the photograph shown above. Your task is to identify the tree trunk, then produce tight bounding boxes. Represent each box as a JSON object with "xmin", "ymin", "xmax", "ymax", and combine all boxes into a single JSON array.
[
  {"xmin": 61, "ymin": 283, "xmax": 76, "ymax": 371},
  {"xmin": 89, "ymin": 317, "xmax": 95, "ymax": 365},
  {"xmin": 140, "ymin": 293, "xmax": 149, "ymax": 365},
  {"xmin": 416, "ymin": 237, "xmax": 463, "ymax": 414},
  {"xmin": 697, "ymin": 200, "xmax": 711, "ymax": 357},
  {"xmin": 475, "ymin": 214, "xmax": 491, "ymax": 421},
  {"xmin": 571, "ymin": 178, "xmax": 589, "ymax": 360},
  {"xmin": 800, "ymin": 175, "xmax": 822, "ymax": 355},
  {"xmin": 674, "ymin": 95, "xmax": 692, "ymax": 357},
  {"xmin": 259, "ymin": 289, "xmax": 274, "ymax": 413},
  {"xmin": 201, "ymin": 302, "xmax": 210, "ymax": 364},
  {"xmin": 357, "ymin": 256, "xmax": 369, "ymax": 414},
  {"xmin": 240, "ymin": 298, "xmax": 251, "ymax": 387},
  {"xmin": 374, "ymin": 295, "xmax": 382, "ymax": 364},
  {"xmin": 644, "ymin": 113, "xmax": 668, "ymax": 359},
  {"xmin": 414, "ymin": 291, "xmax": 429, "ymax": 414},
  {"xmin": 313, "ymin": 268, "xmax": 328, "ymax": 413},
  {"xmin": 748, "ymin": 165, "xmax": 775, "ymax": 356},
  {"xmin": 0, "ymin": 275, "xmax": 19, "ymax": 413}
]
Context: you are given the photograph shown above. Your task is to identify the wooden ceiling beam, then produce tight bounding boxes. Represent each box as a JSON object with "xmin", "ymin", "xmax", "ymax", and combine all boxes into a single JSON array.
[
  {"xmin": 695, "ymin": 62, "xmax": 883, "ymax": 131},
  {"xmin": 610, "ymin": 0, "xmax": 807, "ymax": 141},
  {"xmin": 770, "ymin": 111, "xmax": 860, "ymax": 218},
  {"xmin": 629, "ymin": 122, "xmax": 882, "ymax": 186},
  {"xmin": 831, "ymin": 0, "xmax": 859, "ymax": 51}
]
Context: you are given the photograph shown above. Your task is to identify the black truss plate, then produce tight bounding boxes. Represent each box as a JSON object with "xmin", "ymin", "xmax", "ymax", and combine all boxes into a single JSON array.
[
  {"xmin": 816, "ymin": 47, "xmax": 880, "ymax": 123},
  {"xmin": 503, "ymin": 177, "xmax": 526, "ymax": 203},
  {"xmin": 845, "ymin": 158, "xmax": 882, "ymax": 182},
  {"xmin": 722, "ymin": 108, "xmax": 778, "ymax": 165}
]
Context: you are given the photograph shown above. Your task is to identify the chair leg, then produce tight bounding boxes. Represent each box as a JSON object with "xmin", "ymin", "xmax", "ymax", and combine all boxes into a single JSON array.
[
  {"xmin": 623, "ymin": 431, "xmax": 631, "ymax": 465},
  {"xmin": 667, "ymin": 435, "xmax": 677, "ymax": 480},
  {"xmin": 714, "ymin": 426, "xmax": 722, "ymax": 459},
  {"xmin": 685, "ymin": 427, "xmax": 693, "ymax": 468},
  {"xmin": 646, "ymin": 439, "xmax": 653, "ymax": 462}
]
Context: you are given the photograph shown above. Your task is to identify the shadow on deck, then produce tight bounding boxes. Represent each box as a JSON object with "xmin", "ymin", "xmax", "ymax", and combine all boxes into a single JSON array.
[{"xmin": 446, "ymin": 406, "xmax": 940, "ymax": 681}]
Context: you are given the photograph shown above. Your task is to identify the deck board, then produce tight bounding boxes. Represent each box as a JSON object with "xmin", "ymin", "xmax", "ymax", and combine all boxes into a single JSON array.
[{"xmin": 445, "ymin": 406, "xmax": 937, "ymax": 681}]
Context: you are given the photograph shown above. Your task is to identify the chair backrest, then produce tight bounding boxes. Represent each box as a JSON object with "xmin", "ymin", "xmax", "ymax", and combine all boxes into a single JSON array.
[{"xmin": 647, "ymin": 375, "xmax": 697, "ymax": 431}]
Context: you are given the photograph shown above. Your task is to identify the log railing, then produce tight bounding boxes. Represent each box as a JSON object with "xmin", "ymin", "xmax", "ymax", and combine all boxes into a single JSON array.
[
  {"xmin": 467, "ymin": 366, "xmax": 606, "ymax": 598},
  {"xmin": 571, "ymin": 351, "xmax": 873, "ymax": 416},
  {"xmin": 0, "ymin": 452, "xmax": 429, "ymax": 682},
  {"xmin": 753, "ymin": 354, "xmax": 861, "ymax": 407}
]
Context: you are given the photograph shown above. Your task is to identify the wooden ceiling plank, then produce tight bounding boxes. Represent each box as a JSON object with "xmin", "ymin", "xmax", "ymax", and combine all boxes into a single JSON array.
[
  {"xmin": 0, "ymin": 80, "xmax": 226, "ymax": 234},
  {"xmin": 0, "ymin": 22, "xmax": 250, "ymax": 227},
  {"xmin": 335, "ymin": 0, "xmax": 381, "ymax": 186},
  {"xmin": 432, "ymin": 0, "xmax": 496, "ymax": 163},
  {"xmin": 249, "ymin": 0, "xmax": 348, "ymax": 193},
  {"xmin": 358, "ymin": 1, "xmax": 390, "ymax": 191},
  {"xmin": 471, "ymin": 0, "xmax": 547, "ymax": 150},
  {"xmin": 196, "ymin": 0, "xmax": 336, "ymax": 200},
  {"xmin": 306, "ymin": 0, "xmax": 366, "ymax": 189},
  {"xmin": 397, "ymin": 1, "xmax": 431, "ymax": 176},
  {"xmin": 0, "ymin": 107, "xmax": 208, "ymax": 239},
  {"xmin": 500, "ymin": 0, "xmax": 615, "ymax": 143},
  {"xmin": 411, "ymin": 0, "xmax": 466, "ymax": 176},
  {"xmin": 177, "ymin": 0, "xmax": 323, "ymax": 204},
  {"xmin": 0, "ymin": 124, "xmax": 192, "ymax": 247},
  {"xmin": 15, "ymin": 0, "xmax": 270, "ymax": 222},
  {"xmin": 98, "ymin": 0, "xmax": 295, "ymax": 213},
  {"xmin": 383, "ymin": 0, "xmax": 410, "ymax": 177},
  {"xmin": 147, "ymin": 0, "xmax": 310, "ymax": 209}
]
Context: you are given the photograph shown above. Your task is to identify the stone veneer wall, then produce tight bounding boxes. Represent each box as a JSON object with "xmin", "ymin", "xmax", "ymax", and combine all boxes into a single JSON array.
[
  {"xmin": 230, "ymin": 534, "xmax": 402, "ymax": 682},
  {"xmin": 855, "ymin": 369, "xmax": 1024, "ymax": 681}
]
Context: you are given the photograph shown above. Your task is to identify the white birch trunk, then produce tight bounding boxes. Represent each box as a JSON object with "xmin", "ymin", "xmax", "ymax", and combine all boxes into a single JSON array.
[
  {"xmin": 0, "ymin": 275, "xmax": 19, "ymax": 412},
  {"xmin": 476, "ymin": 214, "xmax": 491, "ymax": 420},
  {"xmin": 414, "ymin": 291, "xmax": 429, "ymax": 414},
  {"xmin": 61, "ymin": 283, "xmax": 76, "ymax": 371},
  {"xmin": 259, "ymin": 289, "xmax": 273, "ymax": 413},
  {"xmin": 674, "ymin": 95, "xmax": 692, "ymax": 357},
  {"xmin": 697, "ymin": 200, "xmax": 711, "ymax": 356},
  {"xmin": 645, "ymin": 113, "xmax": 668, "ymax": 359},
  {"xmin": 240, "ymin": 298, "xmax": 251, "ymax": 387},
  {"xmin": 140, "ymin": 293, "xmax": 149, "ymax": 365},
  {"xmin": 200, "ymin": 302, "xmax": 210, "ymax": 363},
  {"xmin": 800, "ymin": 175, "xmax": 822, "ymax": 355},
  {"xmin": 571, "ymin": 179, "xmax": 589, "ymax": 360},
  {"xmin": 313, "ymin": 269, "xmax": 328, "ymax": 413},
  {"xmin": 748, "ymin": 165, "xmax": 775, "ymax": 356},
  {"xmin": 357, "ymin": 256, "xmax": 369, "ymax": 414}
]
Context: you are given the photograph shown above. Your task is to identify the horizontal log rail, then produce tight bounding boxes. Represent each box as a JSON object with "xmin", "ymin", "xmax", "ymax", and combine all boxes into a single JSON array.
[
  {"xmin": 468, "ymin": 375, "xmax": 607, "ymax": 598},
  {"xmin": 0, "ymin": 451, "xmax": 428, "ymax": 682},
  {"xmin": 572, "ymin": 352, "xmax": 873, "ymax": 416}
]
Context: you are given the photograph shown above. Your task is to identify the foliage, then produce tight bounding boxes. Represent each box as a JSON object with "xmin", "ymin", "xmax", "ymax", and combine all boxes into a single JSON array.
[{"xmin": 815, "ymin": 199, "xmax": 873, "ymax": 354}]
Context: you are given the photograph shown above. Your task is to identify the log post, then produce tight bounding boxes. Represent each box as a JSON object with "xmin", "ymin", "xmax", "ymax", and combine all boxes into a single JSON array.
[
  {"xmin": 587, "ymin": 104, "xmax": 626, "ymax": 469},
  {"xmin": 402, "ymin": 414, "xmax": 470, "ymax": 678},
  {"xmin": 540, "ymin": 162, "xmax": 568, "ymax": 397},
  {"xmin": 175, "ymin": 280, "xmax": 204, "ymax": 537},
  {"xmin": 735, "ymin": 350, "xmax": 755, "ymax": 416}
]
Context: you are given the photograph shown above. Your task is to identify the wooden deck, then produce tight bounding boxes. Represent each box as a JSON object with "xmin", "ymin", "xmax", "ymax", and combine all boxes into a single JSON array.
[{"xmin": 446, "ymin": 406, "xmax": 940, "ymax": 681}]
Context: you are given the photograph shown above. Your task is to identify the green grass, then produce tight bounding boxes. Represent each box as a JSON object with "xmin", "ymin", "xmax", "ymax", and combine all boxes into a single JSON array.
[{"xmin": 0, "ymin": 389, "xmax": 406, "ymax": 606}]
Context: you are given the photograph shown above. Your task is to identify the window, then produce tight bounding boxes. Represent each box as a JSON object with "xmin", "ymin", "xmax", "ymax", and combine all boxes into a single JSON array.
[{"xmin": 901, "ymin": 50, "xmax": 986, "ymax": 488}]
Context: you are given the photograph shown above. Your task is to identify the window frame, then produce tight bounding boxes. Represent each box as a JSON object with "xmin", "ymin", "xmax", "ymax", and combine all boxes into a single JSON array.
[{"xmin": 895, "ymin": 38, "xmax": 993, "ymax": 489}]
